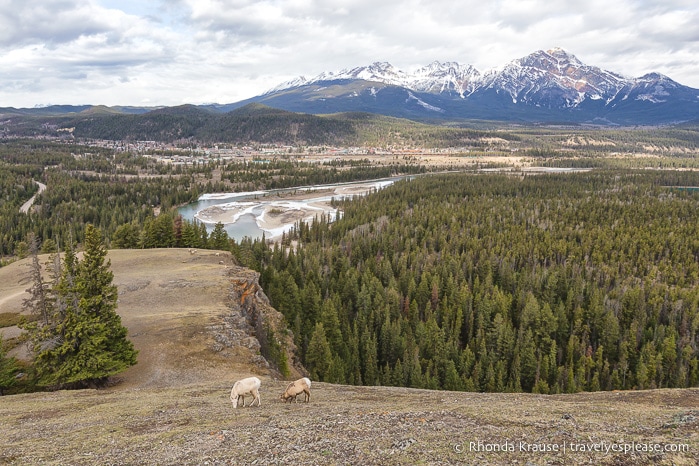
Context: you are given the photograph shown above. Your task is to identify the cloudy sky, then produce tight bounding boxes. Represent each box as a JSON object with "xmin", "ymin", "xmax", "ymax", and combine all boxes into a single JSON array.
[{"xmin": 1, "ymin": 0, "xmax": 698, "ymax": 108}]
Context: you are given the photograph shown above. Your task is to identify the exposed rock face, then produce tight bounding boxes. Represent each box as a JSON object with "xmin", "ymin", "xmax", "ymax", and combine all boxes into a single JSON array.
[{"xmin": 210, "ymin": 265, "xmax": 305, "ymax": 379}]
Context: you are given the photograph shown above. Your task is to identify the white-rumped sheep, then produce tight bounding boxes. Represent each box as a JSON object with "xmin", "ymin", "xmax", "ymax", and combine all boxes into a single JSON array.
[
  {"xmin": 280, "ymin": 377, "xmax": 311, "ymax": 403},
  {"xmin": 230, "ymin": 376, "xmax": 261, "ymax": 408}
]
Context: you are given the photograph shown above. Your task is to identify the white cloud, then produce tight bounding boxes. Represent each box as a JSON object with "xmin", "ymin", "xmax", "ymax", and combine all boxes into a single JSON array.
[{"xmin": 0, "ymin": 0, "xmax": 698, "ymax": 107}]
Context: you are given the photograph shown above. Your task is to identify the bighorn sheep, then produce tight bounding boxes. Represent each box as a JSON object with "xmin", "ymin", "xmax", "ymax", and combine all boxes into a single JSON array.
[
  {"xmin": 280, "ymin": 377, "xmax": 312, "ymax": 403},
  {"xmin": 230, "ymin": 376, "xmax": 261, "ymax": 408}
]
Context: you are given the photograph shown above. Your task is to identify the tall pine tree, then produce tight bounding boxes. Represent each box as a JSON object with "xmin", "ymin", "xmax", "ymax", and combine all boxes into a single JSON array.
[{"xmin": 36, "ymin": 225, "xmax": 138, "ymax": 389}]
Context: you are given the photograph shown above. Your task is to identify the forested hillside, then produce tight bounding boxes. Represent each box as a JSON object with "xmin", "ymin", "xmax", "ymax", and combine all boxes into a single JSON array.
[
  {"xmin": 3, "ymin": 104, "xmax": 519, "ymax": 147},
  {"xmin": 244, "ymin": 171, "xmax": 699, "ymax": 393}
]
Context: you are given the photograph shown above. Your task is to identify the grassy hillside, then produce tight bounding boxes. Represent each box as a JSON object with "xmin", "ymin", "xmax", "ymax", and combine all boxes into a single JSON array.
[
  {"xmin": 0, "ymin": 249, "xmax": 697, "ymax": 464},
  {"xmin": 0, "ymin": 249, "xmax": 299, "ymax": 388}
]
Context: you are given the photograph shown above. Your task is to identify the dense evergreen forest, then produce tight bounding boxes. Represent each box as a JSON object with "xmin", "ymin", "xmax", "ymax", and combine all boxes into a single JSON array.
[
  {"xmin": 239, "ymin": 171, "xmax": 699, "ymax": 393},
  {"xmin": 0, "ymin": 141, "xmax": 196, "ymax": 258}
]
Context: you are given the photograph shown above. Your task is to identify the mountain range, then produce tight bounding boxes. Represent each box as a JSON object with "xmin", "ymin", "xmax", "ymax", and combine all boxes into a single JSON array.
[
  {"xmin": 2, "ymin": 48, "xmax": 698, "ymax": 127},
  {"xmin": 225, "ymin": 47, "xmax": 699, "ymax": 125}
]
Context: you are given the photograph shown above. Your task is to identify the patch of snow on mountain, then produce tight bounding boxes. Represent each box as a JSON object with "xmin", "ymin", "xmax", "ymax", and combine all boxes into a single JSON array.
[
  {"xmin": 406, "ymin": 91, "xmax": 444, "ymax": 113},
  {"xmin": 264, "ymin": 76, "xmax": 309, "ymax": 94},
  {"xmin": 636, "ymin": 94, "xmax": 667, "ymax": 103},
  {"xmin": 573, "ymin": 92, "xmax": 586, "ymax": 106},
  {"xmin": 651, "ymin": 85, "xmax": 670, "ymax": 97}
]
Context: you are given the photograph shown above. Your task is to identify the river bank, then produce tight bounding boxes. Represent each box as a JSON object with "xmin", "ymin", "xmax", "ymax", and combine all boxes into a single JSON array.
[{"xmin": 181, "ymin": 179, "xmax": 398, "ymax": 241}]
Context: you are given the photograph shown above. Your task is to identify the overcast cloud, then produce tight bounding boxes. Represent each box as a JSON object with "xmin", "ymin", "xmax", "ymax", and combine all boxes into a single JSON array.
[{"xmin": 1, "ymin": 0, "xmax": 698, "ymax": 107}]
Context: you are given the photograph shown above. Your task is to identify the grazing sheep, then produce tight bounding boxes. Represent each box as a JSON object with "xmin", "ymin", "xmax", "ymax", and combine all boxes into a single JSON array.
[
  {"xmin": 280, "ymin": 377, "xmax": 312, "ymax": 403},
  {"xmin": 230, "ymin": 376, "xmax": 261, "ymax": 408}
]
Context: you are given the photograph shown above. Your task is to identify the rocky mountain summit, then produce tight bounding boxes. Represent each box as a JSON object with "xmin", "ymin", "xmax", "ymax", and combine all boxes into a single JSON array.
[{"xmin": 252, "ymin": 48, "xmax": 699, "ymax": 124}]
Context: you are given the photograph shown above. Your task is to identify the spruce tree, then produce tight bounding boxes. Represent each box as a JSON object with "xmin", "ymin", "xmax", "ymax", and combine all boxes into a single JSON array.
[
  {"xmin": 208, "ymin": 222, "xmax": 230, "ymax": 250},
  {"xmin": 141, "ymin": 214, "xmax": 175, "ymax": 248},
  {"xmin": 0, "ymin": 334, "xmax": 19, "ymax": 395},
  {"xmin": 112, "ymin": 223, "xmax": 140, "ymax": 249},
  {"xmin": 180, "ymin": 220, "xmax": 201, "ymax": 248},
  {"xmin": 22, "ymin": 236, "xmax": 54, "ymax": 327},
  {"xmin": 20, "ymin": 236, "xmax": 60, "ymax": 365},
  {"xmin": 306, "ymin": 322, "xmax": 332, "ymax": 381},
  {"xmin": 36, "ymin": 225, "xmax": 138, "ymax": 388}
]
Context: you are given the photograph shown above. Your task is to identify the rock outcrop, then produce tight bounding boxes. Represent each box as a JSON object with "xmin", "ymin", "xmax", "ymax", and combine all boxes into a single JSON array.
[{"xmin": 210, "ymin": 265, "xmax": 305, "ymax": 379}]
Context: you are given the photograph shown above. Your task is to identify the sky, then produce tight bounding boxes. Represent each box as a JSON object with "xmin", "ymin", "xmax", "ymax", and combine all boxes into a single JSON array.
[{"xmin": 1, "ymin": 0, "xmax": 698, "ymax": 108}]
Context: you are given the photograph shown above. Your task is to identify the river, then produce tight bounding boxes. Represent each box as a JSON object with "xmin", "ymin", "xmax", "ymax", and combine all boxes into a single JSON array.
[{"xmin": 177, "ymin": 177, "xmax": 402, "ymax": 242}]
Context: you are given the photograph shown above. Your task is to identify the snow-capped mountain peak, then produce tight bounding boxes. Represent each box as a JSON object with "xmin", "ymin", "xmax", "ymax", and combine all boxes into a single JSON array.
[
  {"xmin": 267, "ymin": 59, "xmax": 482, "ymax": 96},
  {"xmin": 409, "ymin": 61, "xmax": 481, "ymax": 96},
  {"xmin": 257, "ymin": 48, "xmax": 699, "ymax": 124},
  {"xmin": 343, "ymin": 61, "xmax": 408, "ymax": 83},
  {"xmin": 545, "ymin": 47, "xmax": 584, "ymax": 66},
  {"xmin": 264, "ymin": 76, "xmax": 310, "ymax": 94},
  {"xmin": 479, "ymin": 48, "xmax": 632, "ymax": 106}
]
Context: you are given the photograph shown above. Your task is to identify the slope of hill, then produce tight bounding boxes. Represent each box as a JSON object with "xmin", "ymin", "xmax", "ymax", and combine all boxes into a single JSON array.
[
  {"xmin": 0, "ymin": 249, "xmax": 301, "ymax": 388},
  {"xmin": 0, "ymin": 250, "xmax": 697, "ymax": 464},
  {"xmin": 2, "ymin": 101, "xmax": 517, "ymax": 145},
  {"xmin": 68, "ymin": 105, "xmax": 219, "ymax": 142}
]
